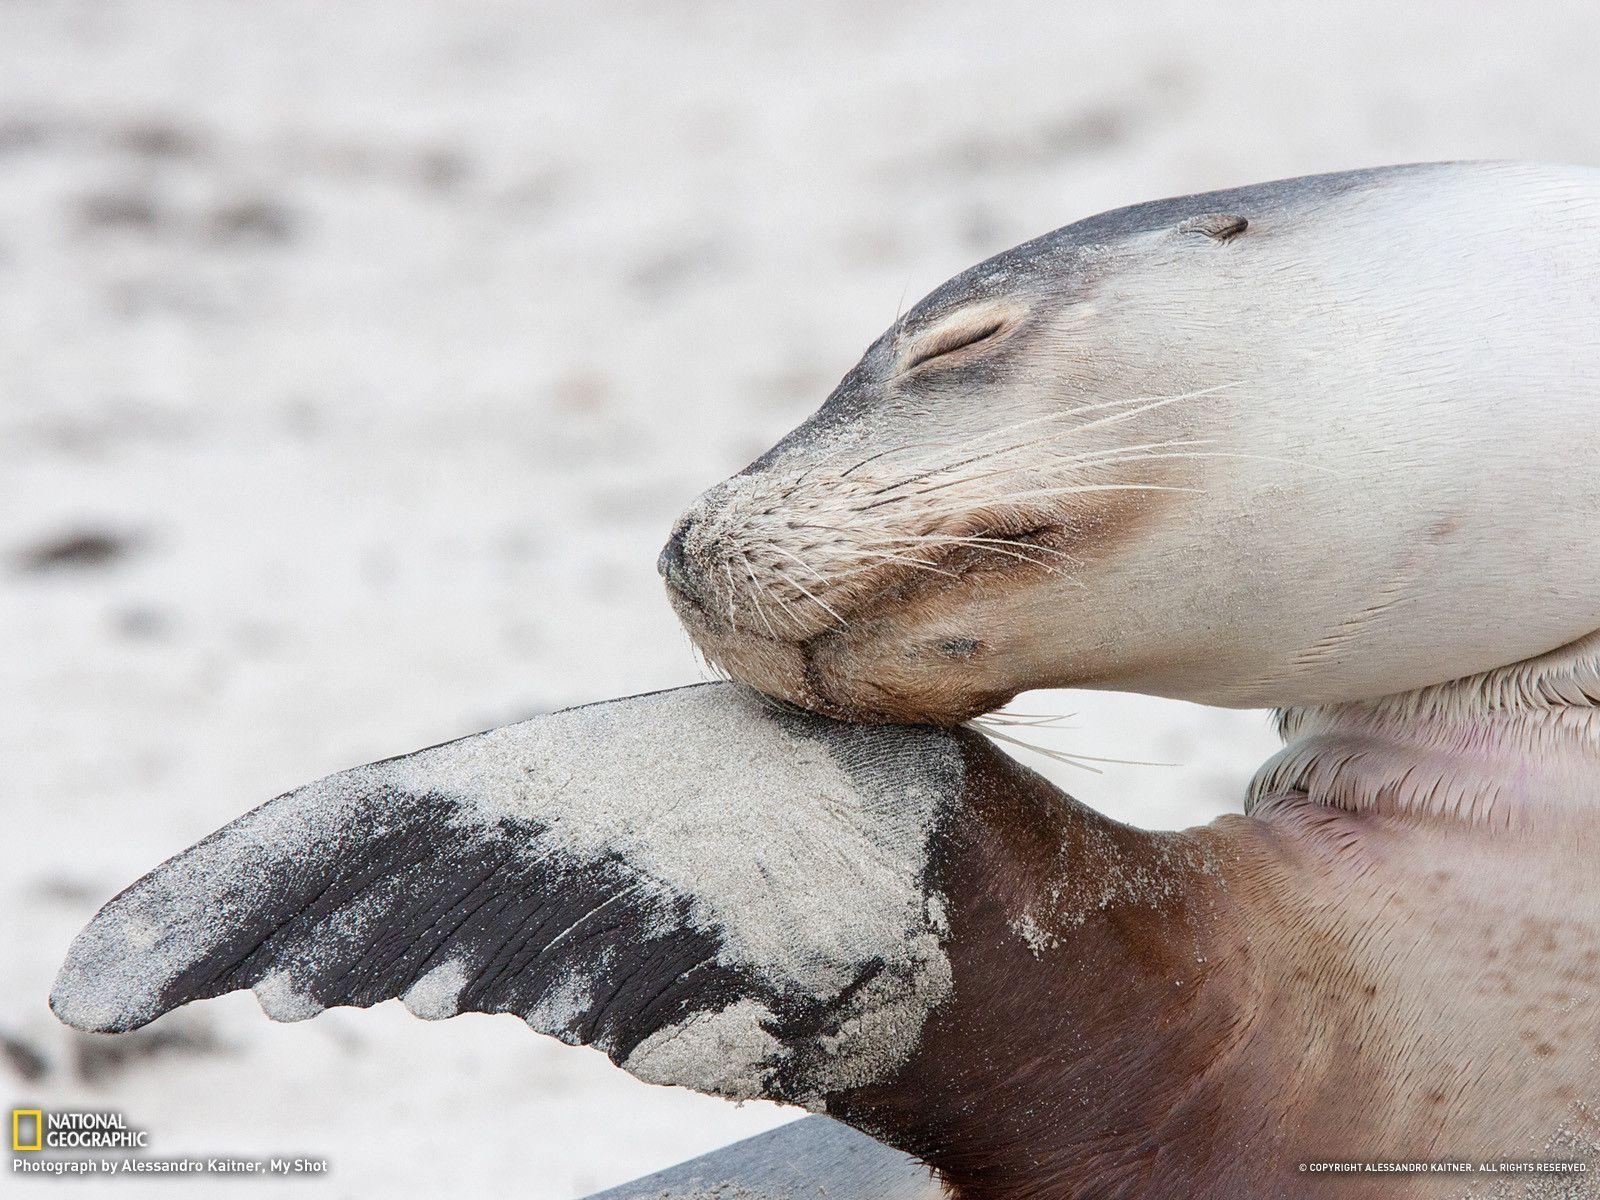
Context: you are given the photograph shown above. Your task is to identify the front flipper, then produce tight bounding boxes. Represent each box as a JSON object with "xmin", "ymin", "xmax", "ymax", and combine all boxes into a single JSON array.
[{"xmin": 51, "ymin": 683, "xmax": 963, "ymax": 1112}]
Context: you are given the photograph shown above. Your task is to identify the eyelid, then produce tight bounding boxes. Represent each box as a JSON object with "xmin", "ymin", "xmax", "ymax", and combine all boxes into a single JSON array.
[{"xmin": 902, "ymin": 312, "xmax": 1014, "ymax": 372}]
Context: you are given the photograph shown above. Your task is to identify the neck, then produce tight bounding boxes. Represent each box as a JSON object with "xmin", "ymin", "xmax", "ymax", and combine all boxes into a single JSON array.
[{"xmin": 1249, "ymin": 632, "xmax": 1600, "ymax": 827}]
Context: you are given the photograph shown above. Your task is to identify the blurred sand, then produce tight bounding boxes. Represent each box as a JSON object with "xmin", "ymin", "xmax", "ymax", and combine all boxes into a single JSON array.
[{"xmin": 4, "ymin": 2, "xmax": 1598, "ymax": 1195}]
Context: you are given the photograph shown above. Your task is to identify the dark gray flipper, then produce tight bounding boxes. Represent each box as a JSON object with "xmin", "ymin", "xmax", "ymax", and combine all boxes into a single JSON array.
[
  {"xmin": 587, "ymin": 1117, "xmax": 940, "ymax": 1200},
  {"xmin": 51, "ymin": 684, "xmax": 963, "ymax": 1114}
]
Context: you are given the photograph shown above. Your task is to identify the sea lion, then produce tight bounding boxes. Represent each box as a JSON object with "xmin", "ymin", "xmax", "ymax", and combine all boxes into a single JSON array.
[{"xmin": 51, "ymin": 164, "xmax": 1600, "ymax": 1198}]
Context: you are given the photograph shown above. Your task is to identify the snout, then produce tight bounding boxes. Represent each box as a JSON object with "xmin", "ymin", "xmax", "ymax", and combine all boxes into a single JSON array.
[
  {"xmin": 655, "ymin": 500, "xmax": 1044, "ymax": 727},
  {"xmin": 656, "ymin": 517, "xmax": 697, "ymax": 600}
]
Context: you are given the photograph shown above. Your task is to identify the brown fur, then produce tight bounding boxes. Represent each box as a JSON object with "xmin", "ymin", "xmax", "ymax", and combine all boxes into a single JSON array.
[{"xmin": 828, "ymin": 735, "xmax": 1600, "ymax": 1198}]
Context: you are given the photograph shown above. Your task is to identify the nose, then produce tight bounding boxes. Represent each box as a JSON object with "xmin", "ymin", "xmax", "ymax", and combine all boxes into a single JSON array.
[{"xmin": 657, "ymin": 520, "xmax": 696, "ymax": 597}]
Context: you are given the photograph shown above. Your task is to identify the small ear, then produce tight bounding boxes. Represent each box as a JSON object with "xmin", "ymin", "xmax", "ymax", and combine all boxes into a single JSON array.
[
  {"xmin": 1175, "ymin": 213, "xmax": 1249, "ymax": 242},
  {"xmin": 51, "ymin": 684, "xmax": 964, "ymax": 1116}
]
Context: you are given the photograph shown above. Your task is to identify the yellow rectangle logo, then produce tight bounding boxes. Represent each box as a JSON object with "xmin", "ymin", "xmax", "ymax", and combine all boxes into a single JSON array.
[{"xmin": 12, "ymin": 1108, "xmax": 43, "ymax": 1152}]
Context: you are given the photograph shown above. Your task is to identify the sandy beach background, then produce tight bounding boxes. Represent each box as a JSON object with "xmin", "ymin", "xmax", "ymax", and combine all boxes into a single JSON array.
[{"xmin": 5, "ymin": 2, "xmax": 1598, "ymax": 1195}]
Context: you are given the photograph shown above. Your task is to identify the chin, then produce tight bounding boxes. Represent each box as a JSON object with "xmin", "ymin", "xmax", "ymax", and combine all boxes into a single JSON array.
[{"xmin": 668, "ymin": 578, "xmax": 1033, "ymax": 726}]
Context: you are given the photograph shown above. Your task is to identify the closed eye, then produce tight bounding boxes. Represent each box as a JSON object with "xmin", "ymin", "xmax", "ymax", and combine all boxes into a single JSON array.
[{"xmin": 904, "ymin": 316, "xmax": 1008, "ymax": 372}]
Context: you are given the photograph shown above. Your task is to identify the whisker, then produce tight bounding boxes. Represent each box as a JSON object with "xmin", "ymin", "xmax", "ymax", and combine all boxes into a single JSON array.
[
  {"xmin": 737, "ymin": 549, "xmax": 808, "ymax": 637},
  {"xmin": 687, "ymin": 636, "xmax": 730, "ymax": 683},
  {"xmin": 770, "ymin": 567, "xmax": 847, "ymax": 627},
  {"xmin": 970, "ymin": 722, "xmax": 1178, "ymax": 772},
  {"xmin": 854, "ymin": 481, "xmax": 1202, "ymax": 519},
  {"xmin": 853, "ymin": 386, "xmax": 1232, "ymax": 497},
  {"xmin": 968, "ymin": 724, "xmax": 1106, "ymax": 775},
  {"xmin": 861, "ymin": 532, "xmax": 1079, "ymax": 559},
  {"xmin": 720, "ymin": 562, "xmax": 742, "ymax": 633},
  {"xmin": 763, "ymin": 544, "xmax": 832, "ymax": 584},
  {"xmin": 852, "ymin": 536, "xmax": 1091, "ymax": 591},
  {"xmin": 1069, "ymin": 383, "xmax": 1234, "ymax": 436},
  {"xmin": 1028, "ymin": 749, "xmax": 1177, "ymax": 767},
  {"xmin": 839, "ymin": 443, "xmax": 927, "ymax": 479},
  {"xmin": 859, "ymin": 536, "xmax": 1061, "ymax": 572},
  {"xmin": 812, "ymin": 385, "xmax": 1248, "ymax": 512},
  {"xmin": 928, "ymin": 387, "xmax": 1222, "ymax": 458},
  {"xmin": 973, "ymin": 711, "xmax": 1078, "ymax": 727},
  {"xmin": 736, "ymin": 553, "xmax": 782, "ymax": 638},
  {"xmin": 896, "ymin": 439, "xmax": 1219, "ymax": 500},
  {"xmin": 870, "ymin": 425, "xmax": 1218, "ymax": 496},
  {"xmin": 784, "ymin": 521, "xmax": 1081, "ymax": 566},
  {"xmin": 824, "ymin": 545, "xmax": 963, "ymax": 579},
  {"xmin": 1090, "ymin": 448, "xmax": 1344, "ymax": 476}
]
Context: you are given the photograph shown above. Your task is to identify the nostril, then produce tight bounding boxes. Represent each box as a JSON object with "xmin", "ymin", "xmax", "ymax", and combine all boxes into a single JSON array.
[{"xmin": 657, "ymin": 520, "xmax": 695, "ymax": 595}]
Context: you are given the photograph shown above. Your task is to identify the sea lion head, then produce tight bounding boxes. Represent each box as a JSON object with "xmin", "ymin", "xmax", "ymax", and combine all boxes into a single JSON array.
[{"xmin": 661, "ymin": 164, "xmax": 1600, "ymax": 723}]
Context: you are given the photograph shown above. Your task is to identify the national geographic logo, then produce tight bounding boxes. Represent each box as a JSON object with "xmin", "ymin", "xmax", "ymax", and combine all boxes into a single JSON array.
[
  {"xmin": 12, "ymin": 1110, "xmax": 41, "ymax": 1152},
  {"xmin": 11, "ymin": 1109, "xmax": 149, "ymax": 1151}
]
